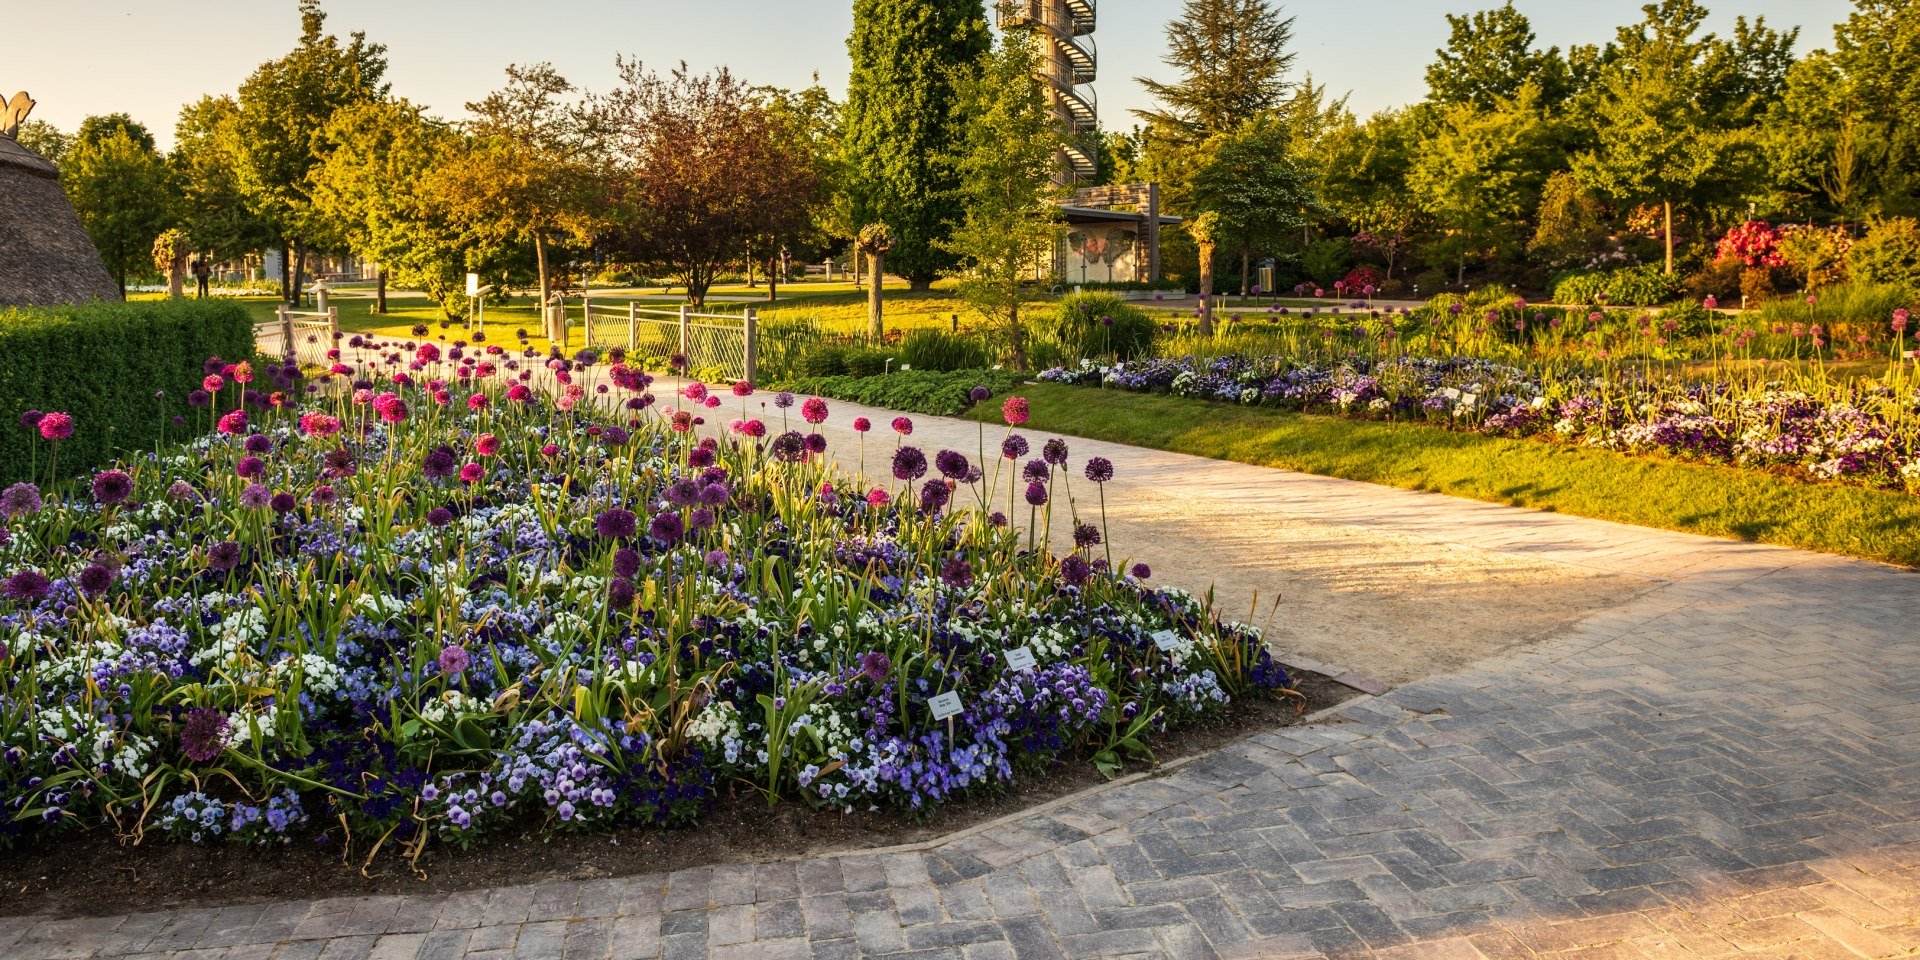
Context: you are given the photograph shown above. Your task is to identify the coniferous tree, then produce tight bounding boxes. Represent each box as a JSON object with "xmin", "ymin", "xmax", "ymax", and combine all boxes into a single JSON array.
[
  {"xmin": 1133, "ymin": 0, "xmax": 1296, "ymax": 148},
  {"xmin": 841, "ymin": 0, "xmax": 990, "ymax": 291}
]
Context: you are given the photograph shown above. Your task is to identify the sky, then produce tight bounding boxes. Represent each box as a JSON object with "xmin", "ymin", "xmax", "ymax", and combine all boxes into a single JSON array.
[{"xmin": 13, "ymin": 0, "xmax": 1858, "ymax": 152}]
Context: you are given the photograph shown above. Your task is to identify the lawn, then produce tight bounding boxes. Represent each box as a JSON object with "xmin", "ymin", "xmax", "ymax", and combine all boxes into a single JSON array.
[{"xmin": 966, "ymin": 383, "xmax": 1920, "ymax": 568}]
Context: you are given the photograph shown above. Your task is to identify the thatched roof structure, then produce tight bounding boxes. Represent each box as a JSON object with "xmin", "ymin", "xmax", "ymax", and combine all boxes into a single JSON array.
[{"xmin": 0, "ymin": 94, "xmax": 121, "ymax": 308}]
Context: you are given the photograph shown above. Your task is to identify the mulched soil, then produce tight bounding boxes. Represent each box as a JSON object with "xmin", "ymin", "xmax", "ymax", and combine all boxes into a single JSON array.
[{"xmin": 0, "ymin": 674, "xmax": 1356, "ymax": 919}]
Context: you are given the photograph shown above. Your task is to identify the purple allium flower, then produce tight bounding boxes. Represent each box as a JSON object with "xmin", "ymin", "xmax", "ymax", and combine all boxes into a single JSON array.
[
  {"xmin": 893, "ymin": 446, "xmax": 928, "ymax": 481},
  {"xmin": 919, "ymin": 479, "xmax": 951, "ymax": 512},
  {"xmin": 91, "ymin": 469, "xmax": 133, "ymax": 506},
  {"xmin": 1023, "ymin": 459, "xmax": 1049, "ymax": 483},
  {"xmin": 19, "ymin": 409, "xmax": 44, "ymax": 429},
  {"xmin": 422, "ymin": 446, "xmax": 458, "ymax": 479},
  {"xmin": 427, "ymin": 507, "xmax": 455, "ymax": 527},
  {"xmin": 239, "ymin": 483, "xmax": 272, "ymax": 510},
  {"xmin": 649, "ymin": 511, "xmax": 684, "ymax": 543},
  {"xmin": 688, "ymin": 446, "xmax": 716, "ymax": 469},
  {"xmin": 439, "ymin": 645, "xmax": 471, "ymax": 676},
  {"xmin": 235, "ymin": 455, "xmax": 266, "ymax": 480},
  {"xmin": 859, "ymin": 650, "xmax": 891, "ymax": 683},
  {"xmin": 969, "ymin": 386, "xmax": 992, "ymax": 403},
  {"xmin": 1060, "ymin": 555, "xmax": 1090, "ymax": 586},
  {"xmin": 689, "ymin": 507, "xmax": 715, "ymax": 530},
  {"xmin": 698, "ymin": 483, "xmax": 730, "ymax": 507},
  {"xmin": 179, "ymin": 708, "xmax": 231, "ymax": 763},
  {"xmin": 1001, "ymin": 435, "xmax": 1029, "ymax": 460},
  {"xmin": 988, "ymin": 511, "xmax": 1008, "ymax": 527},
  {"xmin": 1042, "ymin": 438, "xmax": 1069, "ymax": 466},
  {"xmin": 1073, "ymin": 523, "xmax": 1101, "ymax": 549},
  {"xmin": 704, "ymin": 548, "xmax": 729, "ymax": 568},
  {"xmin": 1024, "ymin": 482, "xmax": 1048, "ymax": 507},
  {"xmin": 773, "ymin": 391, "xmax": 795, "ymax": 409},
  {"xmin": 1130, "ymin": 563, "xmax": 1151, "ymax": 579},
  {"xmin": 243, "ymin": 434, "xmax": 272, "ymax": 455},
  {"xmin": 311, "ymin": 484, "xmax": 338, "ymax": 506},
  {"xmin": 207, "ymin": 541, "xmax": 242, "ymax": 571},
  {"xmin": 940, "ymin": 556, "xmax": 974, "ymax": 589},
  {"xmin": 1, "ymin": 482, "xmax": 43, "ymax": 518},
  {"xmin": 3, "ymin": 569, "xmax": 51, "ymax": 603},
  {"xmin": 613, "ymin": 547, "xmax": 642, "ymax": 579},
  {"xmin": 595, "ymin": 508, "xmax": 637, "ymax": 540},
  {"xmin": 323, "ymin": 447, "xmax": 357, "ymax": 479},
  {"xmin": 1084, "ymin": 457, "xmax": 1114, "ymax": 483},
  {"xmin": 770, "ymin": 431, "xmax": 808, "ymax": 462},
  {"xmin": 935, "ymin": 449, "xmax": 970, "ymax": 480},
  {"xmin": 805, "ymin": 432, "xmax": 828, "ymax": 455},
  {"xmin": 665, "ymin": 477, "xmax": 702, "ymax": 507},
  {"xmin": 608, "ymin": 577, "xmax": 636, "ymax": 609},
  {"xmin": 76, "ymin": 564, "xmax": 115, "ymax": 597}
]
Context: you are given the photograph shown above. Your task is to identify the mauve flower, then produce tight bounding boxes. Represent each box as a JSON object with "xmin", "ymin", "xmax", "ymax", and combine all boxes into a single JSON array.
[
  {"xmin": 439, "ymin": 645, "xmax": 471, "ymax": 676},
  {"xmin": 891, "ymin": 417, "xmax": 913, "ymax": 435},
  {"xmin": 239, "ymin": 483, "xmax": 272, "ymax": 510},
  {"xmin": 38, "ymin": 411, "xmax": 75, "ymax": 440},
  {"xmin": 236, "ymin": 455, "xmax": 265, "ymax": 480},
  {"xmin": 1085, "ymin": 457, "xmax": 1114, "ymax": 483},
  {"xmin": 689, "ymin": 507, "xmax": 716, "ymax": 530},
  {"xmin": 969, "ymin": 386, "xmax": 992, "ymax": 403},
  {"xmin": 1042, "ymin": 438, "xmax": 1069, "ymax": 466},
  {"xmin": 893, "ymin": 446, "xmax": 928, "ymax": 481},
  {"xmin": 596, "ymin": 508, "xmax": 637, "ymax": 540},
  {"xmin": 179, "ymin": 708, "xmax": 230, "ymax": 763},
  {"xmin": 76, "ymin": 564, "xmax": 114, "ymax": 597},
  {"xmin": 733, "ymin": 381, "xmax": 754, "ymax": 397},
  {"xmin": 1, "ymin": 482, "xmax": 43, "ymax": 518},
  {"xmin": 801, "ymin": 397, "xmax": 829, "ymax": 424},
  {"xmin": 940, "ymin": 556, "xmax": 974, "ymax": 588},
  {"xmin": 1001, "ymin": 397, "xmax": 1029, "ymax": 426},
  {"xmin": 187, "ymin": 389, "xmax": 210, "ymax": 407},
  {"xmin": 773, "ymin": 391, "xmax": 795, "ymax": 409},
  {"xmin": 704, "ymin": 549, "xmax": 729, "ymax": 568},
  {"xmin": 311, "ymin": 485, "xmax": 338, "ymax": 506},
  {"xmin": 1024, "ymin": 482, "xmax": 1048, "ymax": 506},
  {"xmin": 698, "ymin": 483, "xmax": 731, "ymax": 507},
  {"xmin": 1002, "ymin": 435, "xmax": 1029, "ymax": 460},
  {"xmin": 688, "ymin": 446, "xmax": 715, "ymax": 469},
  {"xmin": 324, "ymin": 447, "xmax": 357, "ymax": 479},
  {"xmin": 166, "ymin": 480, "xmax": 198, "ymax": 503},
  {"xmin": 649, "ymin": 511, "xmax": 684, "ymax": 542},
  {"xmin": 426, "ymin": 507, "xmax": 455, "ymax": 527},
  {"xmin": 853, "ymin": 417, "xmax": 872, "ymax": 432},
  {"xmin": 4, "ymin": 570, "xmax": 51, "ymax": 603},
  {"xmin": 859, "ymin": 650, "xmax": 891, "ymax": 683},
  {"xmin": 935, "ymin": 450, "xmax": 970, "ymax": 480},
  {"xmin": 1060, "ymin": 555, "xmax": 1090, "ymax": 586}
]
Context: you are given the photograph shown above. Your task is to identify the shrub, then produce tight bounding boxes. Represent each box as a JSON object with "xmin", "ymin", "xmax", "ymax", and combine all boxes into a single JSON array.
[
  {"xmin": 1338, "ymin": 266, "xmax": 1385, "ymax": 296},
  {"xmin": 1302, "ymin": 238, "xmax": 1352, "ymax": 287},
  {"xmin": 1686, "ymin": 259, "xmax": 1743, "ymax": 301},
  {"xmin": 0, "ymin": 299, "xmax": 254, "ymax": 483},
  {"xmin": 1847, "ymin": 217, "xmax": 1920, "ymax": 289},
  {"xmin": 1045, "ymin": 292, "xmax": 1156, "ymax": 361},
  {"xmin": 1553, "ymin": 265, "xmax": 1682, "ymax": 306},
  {"xmin": 1714, "ymin": 221, "xmax": 1785, "ymax": 267},
  {"xmin": 1777, "ymin": 224, "xmax": 1853, "ymax": 289},
  {"xmin": 844, "ymin": 347, "xmax": 891, "ymax": 378},
  {"xmin": 898, "ymin": 329, "xmax": 995, "ymax": 372},
  {"xmin": 1657, "ymin": 299, "xmax": 1716, "ymax": 338},
  {"xmin": 773, "ymin": 369, "xmax": 1030, "ymax": 416},
  {"xmin": 797, "ymin": 344, "xmax": 852, "ymax": 378}
]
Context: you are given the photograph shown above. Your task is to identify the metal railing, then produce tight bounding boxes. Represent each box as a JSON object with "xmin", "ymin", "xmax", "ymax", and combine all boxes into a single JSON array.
[
  {"xmin": 555, "ymin": 297, "xmax": 759, "ymax": 384},
  {"xmin": 254, "ymin": 303, "xmax": 338, "ymax": 367}
]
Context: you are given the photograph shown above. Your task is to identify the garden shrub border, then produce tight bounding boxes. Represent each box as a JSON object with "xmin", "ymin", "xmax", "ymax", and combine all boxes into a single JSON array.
[{"xmin": 0, "ymin": 299, "xmax": 253, "ymax": 483}]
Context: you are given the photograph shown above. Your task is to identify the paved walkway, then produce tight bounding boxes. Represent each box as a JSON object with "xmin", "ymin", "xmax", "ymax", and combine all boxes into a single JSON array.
[{"xmin": 5, "ymin": 399, "xmax": 1917, "ymax": 959}]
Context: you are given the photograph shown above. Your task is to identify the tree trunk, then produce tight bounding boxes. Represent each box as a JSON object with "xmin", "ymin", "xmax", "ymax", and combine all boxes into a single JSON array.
[
  {"xmin": 292, "ymin": 243, "xmax": 307, "ymax": 308},
  {"xmin": 908, "ymin": 276, "xmax": 933, "ymax": 293},
  {"xmin": 280, "ymin": 243, "xmax": 292, "ymax": 302},
  {"xmin": 766, "ymin": 257, "xmax": 779, "ymax": 302},
  {"xmin": 1197, "ymin": 240, "xmax": 1216, "ymax": 337},
  {"xmin": 868, "ymin": 251, "xmax": 885, "ymax": 341},
  {"xmin": 376, "ymin": 266, "xmax": 388, "ymax": 315},
  {"xmin": 1240, "ymin": 245, "xmax": 1250, "ymax": 297},
  {"xmin": 535, "ymin": 234, "xmax": 550, "ymax": 309},
  {"xmin": 1663, "ymin": 200, "xmax": 1675, "ymax": 275},
  {"xmin": 852, "ymin": 250, "xmax": 862, "ymax": 286}
]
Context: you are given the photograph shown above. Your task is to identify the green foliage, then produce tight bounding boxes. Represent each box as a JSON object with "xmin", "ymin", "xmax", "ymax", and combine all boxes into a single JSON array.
[
  {"xmin": 1846, "ymin": 217, "xmax": 1920, "ymax": 289},
  {"xmin": 1755, "ymin": 282, "xmax": 1913, "ymax": 342},
  {"xmin": 1657, "ymin": 298, "xmax": 1716, "ymax": 338},
  {"xmin": 1301, "ymin": 238, "xmax": 1352, "ymax": 286},
  {"xmin": 1135, "ymin": 0, "xmax": 1298, "ymax": 145},
  {"xmin": 1425, "ymin": 4, "xmax": 1575, "ymax": 109},
  {"xmin": 1193, "ymin": 116, "xmax": 1316, "ymax": 257},
  {"xmin": 1552, "ymin": 265, "xmax": 1682, "ymax": 306},
  {"xmin": 842, "ymin": 0, "xmax": 989, "ymax": 286},
  {"xmin": 0, "ymin": 300, "xmax": 254, "ymax": 484},
  {"xmin": 898, "ymin": 329, "xmax": 995, "ymax": 372},
  {"xmin": 1045, "ymin": 293, "xmax": 1157, "ymax": 361},
  {"xmin": 773, "ymin": 369, "xmax": 1028, "ymax": 417},
  {"xmin": 61, "ymin": 127, "xmax": 177, "ymax": 293}
]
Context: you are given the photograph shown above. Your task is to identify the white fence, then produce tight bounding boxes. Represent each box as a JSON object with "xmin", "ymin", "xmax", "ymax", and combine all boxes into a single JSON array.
[
  {"xmin": 254, "ymin": 304, "xmax": 339, "ymax": 367},
  {"xmin": 554, "ymin": 298, "xmax": 759, "ymax": 384}
]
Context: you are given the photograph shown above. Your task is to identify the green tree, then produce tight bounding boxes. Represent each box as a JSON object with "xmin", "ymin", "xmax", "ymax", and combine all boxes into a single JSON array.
[
  {"xmin": 1762, "ymin": 52, "xmax": 1882, "ymax": 220},
  {"xmin": 172, "ymin": 96, "xmax": 276, "ymax": 267},
  {"xmin": 1572, "ymin": 0, "xmax": 1764, "ymax": 274},
  {"xmin": 1135, "ymin": 0, "xmax": 1296, "ymax": 144},
  {"xmin": 1193, "ymin": 115, "xmax": 1317, "ymax": 294},
  {"xmin": 1411, "ymin": 87, "xmax": 1564, "ymax": 283},
  {"xmin": 14, "ymin": 120, "xmax": 70, "ymax": 165},
  {"xmin": 1318, "ymin": 110, "xmax": 1424, "ymax": 279},
  {"xmin": 63, "ymin": 127, "xmax": 176, "ymax": 294},
  {"xmin": 942, "ymin": 13, "xmax": 1063, "ymax": 370},
  {"xmin": 231, "ymin": 0, "xmax": 388, "ymax": 300},
  {"xmin": 75, "ymin": 114, "xmax": 156, "ymax": 152},
  {"xmin": 751, "ymin": 79, "xmax": 839, "ymax": 300},
  {"xmin": 1425, "ymin": 4, "xmax": 1572, "ymax": 109},
  {"xmin": 1829, "ymin": 0, "xmax": 1920, "ymax": 213},
  {"xmin": 841, "ymin": 0, "xmax": 990, "ymax": 290}
]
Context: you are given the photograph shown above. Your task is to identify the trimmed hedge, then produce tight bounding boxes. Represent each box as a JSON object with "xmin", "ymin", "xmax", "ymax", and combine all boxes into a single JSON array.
[
  {"xmin": 771, "ymin": 369, "xmax": 1030, "ymax": 417},
  {"xmin": 0, "ymin": 299, "xmax": 254, "ymax": 484}
]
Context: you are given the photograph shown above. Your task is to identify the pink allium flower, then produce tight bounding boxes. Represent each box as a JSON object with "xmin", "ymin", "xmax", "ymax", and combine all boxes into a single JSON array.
[
  {"xmin": 467, "ymin": 393, "xmax": 489, "ymax": 411},
  {"xmin": 853, "ymin": 417, "xmax": 871, "ymax": 432},
  {"xmin": 232, "ymin": 361, "xmax": 253, "ymax": 384},
  {"xmin": 459, "ymin": 462, "xmax": 484, "ymax": 484},
  {"xmin": 37, "ymin": 412, "xmax": 74, "ymax": 441},
  {"xmin": 732, "ymin": 381, "xmax": 753, "ymax": 397},
  {"xmin": 541, "ymin": 443, "xmax": 560, "ymax": 458},
  {"xmin": 215, "ymin": 410, "xmax": 247, "ymax": 435},
  {"xmin": 202, "ymin": 374, "xmax": 224, "ymax": 393},
  {"xmin": 475, "ymin": 433, "xmax": 500, "ymax": 457},
  {"xmin": 683, "ymin": 381, "xmax": 709, "ymax": 401},
  {"xmin": 742, "ymin": 419, "xmax": 767, "ymax": 438},
  {"xmin": 415, "ymin": 343, "xmax": 441, "ymax": 363},
  {"xmin": 802, "ymin": 397, "xmax": 829, "ymax": 424},
  {"xmin": 866, "ymin": 488, "xmax": 890, "ymax": 506},
  {"xmin": 703, "ymin": 395, "xmax": 721, "ymax": 409},
  {"xmin": 892, "ymin": 416, "xmax": 913, "ymax": 435},
  {"xmin": 1001, "ymin": 397, "xmax": 1029, "ymax": 426}
]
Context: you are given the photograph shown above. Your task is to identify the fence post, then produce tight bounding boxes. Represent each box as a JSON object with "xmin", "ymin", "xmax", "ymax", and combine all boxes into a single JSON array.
[
  {"xmin": 743, "ymin": 308, "xmax": 759, "ymax": 386},
  {"xmin": 627, "ymin": 301, "xmax": 638, "ymax": 353},
  {"xmin": 677, "ymin": 304, "xmax": 691, "ymax": 362},
  {"xmin": 327, "ymin": 306, "xmax": 339, "ymax": 342},
  {"xmin": 580, "ymin": 295, "xmax": 592, "ymax": 349},
  {"xmin": 278, "ymin": 302, "xmax": 294, "ymax": 355}
]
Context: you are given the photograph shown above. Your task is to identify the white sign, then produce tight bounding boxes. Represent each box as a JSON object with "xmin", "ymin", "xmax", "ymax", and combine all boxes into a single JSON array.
[
  {"xmin": 1152, "ymin": 629, "xmax": 1181, "ymax": 651},
  {"xmin": 929, "ymin": 691, "xmax": 963, "ymax": 721},
  {"xmin": 466, "ymin": 272, "xmax": 480, "ymax": 296},
  {"xmin": 1004, "ymin": 647, "xmax": 1037, "ymax": 671}
]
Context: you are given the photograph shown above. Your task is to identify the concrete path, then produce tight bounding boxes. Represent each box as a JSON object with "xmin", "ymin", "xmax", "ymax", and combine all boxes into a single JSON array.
[{"xmin": 5, "ymin": 397, "xmax": 1917, "ymax": 959}]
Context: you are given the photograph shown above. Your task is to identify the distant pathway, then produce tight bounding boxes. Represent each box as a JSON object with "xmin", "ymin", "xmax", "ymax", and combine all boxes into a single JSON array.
[{"xmin": 6, "ymin": 397, "xmax": 1917, "ymax": 959}]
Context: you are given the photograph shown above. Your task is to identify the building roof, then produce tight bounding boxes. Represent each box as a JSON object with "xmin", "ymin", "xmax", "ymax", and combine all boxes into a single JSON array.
[
  {"xmin": 1057, "ymin": 205, "xmax": 1182, "ymax": 226},
  {"xmin": 0, "ymin": 136, "xmax": 123, "ymax": 308}
]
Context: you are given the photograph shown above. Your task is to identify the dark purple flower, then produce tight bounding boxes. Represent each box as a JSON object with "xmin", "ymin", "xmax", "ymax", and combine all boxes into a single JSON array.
[
  {"xmin": 2, "ymin": 482, "xmax": 44, "ymax": 518},
  {"xmin": 698, "ymin": 483, "xmax": 730, "ymax": 507},
  {"xmin": 1060, "ymin": 555, "xmax": 1090, "ymax": 586},
  {"xmin": 892, "ymin": 446, "xmax": 928, "ymax": 481},
  {"xmin": 235, "ymin": 455, "xmax": 265, "ymax": 479},
  {"xmin": 596, "ymin": 508, "xmax": 637, "ymax": 540},
  {"xmin": 1073, "ymin": 523, "xmax": 1101, "ymax": 549},
  {"xmin": 19, "ymin": 409, "xmax": 44, "ymax": 429},
  {"xmin": 665, "ymin": 478, "xmax": 701, "ymax": 507},
  {"xmin": 179, "ymin": 708, "xmax": 230, "ymax": 763},
  {"xmin": 427, "ymin": 507, "xmax": 455, "ymax": 527},
  {"xmin": 1084, "ymin": 457, "xmax": 1114, "ymax": 483},
  {"xmin": 608, "ymin": 577, "xmax": 636, "ymax": 609},
  {"xmin": 1024, "ymin": 482, "xmax": 1048, "ymax": 507},
  {"xmin": 940, "ymin": 556, "xmax": 974, "ymax": 589},
  {"xmin": 91, "ymin": 469, "xmax": 133, "ymax": 506},
  {"xmin": 439, "ymin": 645, "xmax": 471, "ymax": 676},
  {"xmin": 1042, "ymin": 438, "xmax": 1069, "ymax": 466},
  {"xmin": 3, "ymin": 570, "xmax": 51, "ymax": 603},
  {"xmin": 988, "ymin": 511, "xmax": 1008, "ymax": 527},
  {"xmin": 689, "ymin": 507, "xmax": 716, "ymax": 530},
  {"xmin": 1130, "ymin": 563, "xmax": 1151, "ymax": 579},
  {"xmin": 207, "ymin": 541, "xmax": 242, "ymax": 572},
  {"xmin": 804, "ymin": 433, "xmax": 828, "ymax": 455},
  {"xmin": 613, "ymin": 547, "xmax": 642, "ymax": 579},
  {"xmin": 688, "ymin": 446, "xmax": 716, "ymax": 469},
  {"xmin": 1001, "ymin": 435, "xmax": 1029, "ymax": 460},
  {"xmin": 859, "ymin": 651, "xmax": 891, "ymax": 683},
  {"xmin": 243, "ymin": 434, "xmax": 272, "ymax": 455},
  {"xmin": 649, "ymin": 511, "xmax": 684, "ymax": 543},
  {"xmin": 919, "ymin": 479, "xmax": 951, "ymax": 512},
  {"xmin": 269, "ymin": 492, "xmax": 297, "ymax": 514},
  {"xmin": 935, "ymin": 449, "xmax": 969, "ymax": 480},
  {"xmin": 422, "ymin": 446, "xmax": 458, "ymax": 479},
  {"xmin": 1023, "ymin": 459, "xmax": 1049, "ymax": 483},
  {"xmin": 969, "ymin": 386, "xmax": 992, "ymax": 403}
]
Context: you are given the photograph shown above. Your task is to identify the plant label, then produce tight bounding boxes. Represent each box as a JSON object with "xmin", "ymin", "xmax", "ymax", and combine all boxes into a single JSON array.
[
  {"xmin": 1531, "ymin": 396, "xmax": 1548, "ymax": 409},
  {"xmin": 929, "ymin": 691, "xmax": 963, "ymax": 721},
  {"xmin": 1152, "ymin": 629, "xmax": 1181, "ymax": 651},
  {"xmin": 1004, "ymin": 646, "xmax": 1037, "ymax": 671}
]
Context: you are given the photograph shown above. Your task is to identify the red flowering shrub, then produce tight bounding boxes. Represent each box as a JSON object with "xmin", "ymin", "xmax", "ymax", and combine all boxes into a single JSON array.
[
  {"xmin": 1339, "ymin": 266, "xmax": 1385, "ymax": 296},
  {"xmin": 1716, "ymin": 221, "xmax": 1785, "ymax": 267}
]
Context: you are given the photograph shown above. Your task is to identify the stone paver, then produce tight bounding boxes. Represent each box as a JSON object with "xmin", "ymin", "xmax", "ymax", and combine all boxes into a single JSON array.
[{"xmin": 5, "ymin": 400, "xmax": 1917, "ymax": 958}]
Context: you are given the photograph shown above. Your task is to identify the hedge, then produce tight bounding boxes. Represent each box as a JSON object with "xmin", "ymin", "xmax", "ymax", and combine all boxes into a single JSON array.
[
  {"xmin": 0, "ymin": 298, "xmax": 254, "ymax": 484},
  {"xmin": 770, "ymin": 369, "xmax": 1030, "ymax": 417}
]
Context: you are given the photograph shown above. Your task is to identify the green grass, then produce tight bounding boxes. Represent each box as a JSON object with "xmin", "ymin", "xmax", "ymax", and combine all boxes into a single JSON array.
[{"xmin": 966, "ymin": 384, "xmax": 1920, "ymax": 568}]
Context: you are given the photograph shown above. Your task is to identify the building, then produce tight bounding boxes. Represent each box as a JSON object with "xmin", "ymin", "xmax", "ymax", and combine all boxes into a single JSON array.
[
  {"xmin": 0, "ymin": 92, "xmax": 121, "ymax": 306},
  {"xmin": 998, "ymin": 1, "xmax": 1177, "ymax": 284}
]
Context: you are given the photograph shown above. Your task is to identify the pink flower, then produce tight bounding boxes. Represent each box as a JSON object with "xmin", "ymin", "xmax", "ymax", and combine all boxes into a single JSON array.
[
  {"xmin": 459, "ymin": 462, "xmax": 483, "ymax": 484},
  {"xmin": 866, "ymin": 488, "xmax": 890, "ymax": 506},
  {"xmin": 467, "ymin": 393, "xmax": 489, "ymax": 411},
  {"xmin": 891, "ymin": 417, "xmax": 913, "ymax": 435},
  {"xmin": 232, "ymin": 362, "xmax": 253, "ymax": 384},
  {"xmin": 202, "ymin": 374, "xmax": 225, "ymax": 393},
  {"xmin": 37, "ymin": 411, "xmax": 74, "ymax": 441},
  {"xmin": 1001, "ymin": 397, "xmax": 1029, "ymax": 426},
  {"xmin": 802, "ymin": 397, "xmax": 829, "ymax": 424},
  {"xmin": 683, "ymin": 381, "xmax": 709, "ymax": 401},
  {"xmin": 732, "ymin": 381, "xmax": 753, "ymax": 397},
  {"xmin": 475, "ymin": 433, "xmax": 500, "ymax": 457},
  {"xmin": 416, "ymin": 343, "xmax": 441, "ymax": 363},
  {"xmin": 215, "ymin": 410, "xmax": 247, "ymax": 435},
  {"xmin": 541, "ymin": 443, "xmax": 560, "ymax": 458},
  {"xmin": 703, "ymin": 395, "xmax": 721, "ymax": 409},
  {"xmin": 852, "ymin": 417, "xmax": 871, "ymax": 432},
  {"xmin": 742, "ymin": 419, "xmax": 767, "ymax": 438}
]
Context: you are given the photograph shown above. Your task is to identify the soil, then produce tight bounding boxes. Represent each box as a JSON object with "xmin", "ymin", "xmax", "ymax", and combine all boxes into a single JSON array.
[{"xmin": 0, "ymin": 674, "xmax": 1355, "ymax": 920}]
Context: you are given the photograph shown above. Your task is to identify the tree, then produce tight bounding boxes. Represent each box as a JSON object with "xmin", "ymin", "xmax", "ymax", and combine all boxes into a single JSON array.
[
  {"xmin": 1572, "ymin": 0, "xmax": 1764, "ymax": 274},
  {"xmin": 14, "ymin": 120, "xmax": 69, "ymax": 165},
  {"xmin": 1135, "ymin": 0, "xmax": 1297, "ymax": 145},
  {"xmin": 1193, "ymin": 116, "xmax": 1317, "ymax": 294},
  {"xmin": 172, "ymin": 96, "xmax": 276, "ymax": 268},
  {"xmin": 1411, "ymin": 86, "xmax": 1565, "ymax": 282},
  {"xmin": 602, "ymin": 61, "xmax": 815, "ymax": 307},
  {"xmin": 1318, "ymin": 110, "xmax": 1424, "ymax": 278},
  {"xmin": 842, "ymin": 0, "xmax": 990, "ymax": 290},
  {"xmin": 942, "ymin": 11, "xmax": 1063, "ymax": 369},
  {"xmin": 312, "ymin": 99, "xmax": 472, "ymax": 318},
  {"xmin": 62, "ymin": 126, "xmax": 176, "ymax": 294},
  {"xmin": 75, "ymin": 114, "xmax": 156, "ymax": 152},
  {"xmin": 859, "ymin": 223, "xmax": 893, "ymax": 339},
  {"xmin": 437, "ymin": 64, "xmax": 606, "ymax": 309},
  {"xmin": 750, "ymin": 79, "xmax": 837, "ymax": 301},
  {"xmin": 1189, "ymin": 211, "xmax": 1222, "ymax": 335},
  {"xmin": 1828, "ymin": 0, "xmax": 1920, "ymax": 213},
  {"xmin": 231, "ymin": 0, "xmax": 388, "ymax": 300},
  {"xmin": 152, "ymin": 228, "xmax": 189, "ymax": 298},
  {"xmin": 1426, "ymin": 4, "xmax": 1572, "ymax": 109},
  {"xmin": 1529, "ymin": 172, "xmax": 1612, "ymax": 267}
]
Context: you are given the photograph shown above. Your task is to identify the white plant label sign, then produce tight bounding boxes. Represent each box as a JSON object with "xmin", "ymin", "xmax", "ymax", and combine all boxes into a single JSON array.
[
  {"xmin": 1152, "ymin": 629, "xmax": 1181, "ymax": 651},
  {"xmin": 1004, "ymin": 647, "xmax": 1037, "ymax": 671},
  {"xmin": 929, "ymin": 691, "xmax": 963, "ymax": 721}
]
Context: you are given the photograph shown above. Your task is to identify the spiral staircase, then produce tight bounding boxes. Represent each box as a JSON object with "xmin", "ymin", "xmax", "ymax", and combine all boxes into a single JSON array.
[{"xmin": 1000, "ymin": 0, "xmax": 1099, "ymax": 182}]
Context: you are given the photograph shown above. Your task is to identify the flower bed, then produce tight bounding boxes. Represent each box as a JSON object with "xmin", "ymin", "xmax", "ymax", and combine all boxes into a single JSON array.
[
  {"xmin": 0, "ymin": 351, "xmax": 1296, "ymax": 857},
  {"xmin": 1042, "ymin": 356, "xmax": 1920, "ymax": 491}
]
